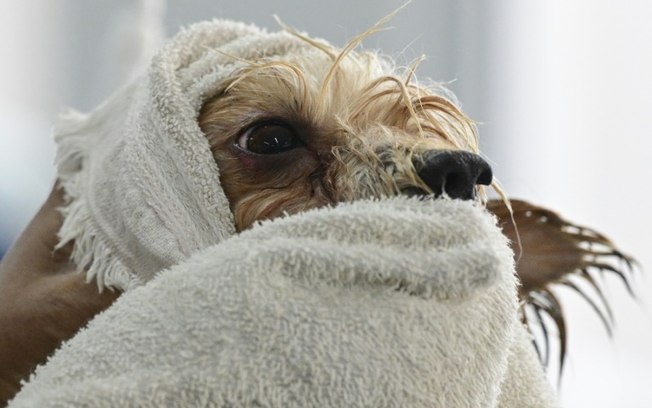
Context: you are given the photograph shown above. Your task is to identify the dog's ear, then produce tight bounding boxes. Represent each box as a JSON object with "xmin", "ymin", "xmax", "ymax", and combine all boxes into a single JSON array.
[{"xmin": 486, "ymin": 199, "xmax": 636, "ymax": 372}]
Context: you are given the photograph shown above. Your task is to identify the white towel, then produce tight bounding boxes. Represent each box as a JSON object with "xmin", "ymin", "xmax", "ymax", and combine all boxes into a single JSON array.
[
  {"xmin": 54, "ymin": 20, "xmax": 311, "ymax": 290},
  {"xmin": 9, "ymin": 19, "xmax": 557, "ymax": 407},
  {"xmin": 11, "ymin": 198, "xmax": 555, "ymax": 407}
]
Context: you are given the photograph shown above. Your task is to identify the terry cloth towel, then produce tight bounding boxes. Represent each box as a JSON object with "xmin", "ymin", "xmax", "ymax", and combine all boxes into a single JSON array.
[
  {"xmin": 10, "ymin": 20, "xmax": 557, "ymax": 407},
  {"xmin": 11, "ymin": 199, "xmax": 556, "ymax": 407}
]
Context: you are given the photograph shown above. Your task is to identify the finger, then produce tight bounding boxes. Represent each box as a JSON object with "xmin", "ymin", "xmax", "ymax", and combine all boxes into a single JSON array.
[{"xmin": 0, "ymin": 182, "xmax": 67, "ymax": 281}]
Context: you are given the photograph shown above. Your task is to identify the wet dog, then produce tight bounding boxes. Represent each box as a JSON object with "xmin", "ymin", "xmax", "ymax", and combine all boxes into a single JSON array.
[
  {"xmin": 0, "ymin": 18, "xmax": 634, "ymax": 406},
  {"xmin": 198, "ymin": 28, "xmax": 635, "ymax": 374},
  {"xmin": 199, "ymin": 45, "xmax": 492, "ymax": 231}
]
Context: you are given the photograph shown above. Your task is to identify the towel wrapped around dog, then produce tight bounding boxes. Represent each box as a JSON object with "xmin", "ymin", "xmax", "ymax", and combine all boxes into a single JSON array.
[
  {"xmin": 9, "ymin": 20, "xmax": 557, "ymax": 407},
  {"xmin": 11, "ymin": 199, "xmax": 555, "ymax": 407}
]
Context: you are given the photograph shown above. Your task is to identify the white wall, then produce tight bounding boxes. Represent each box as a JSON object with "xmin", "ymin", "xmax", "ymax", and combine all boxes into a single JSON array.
[{"xmin": 484, "ymin": 1, "xmax": 652, "ymax": 406}]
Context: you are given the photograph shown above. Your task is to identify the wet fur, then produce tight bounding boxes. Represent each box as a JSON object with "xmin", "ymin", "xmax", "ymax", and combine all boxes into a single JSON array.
[{"xmin": 199, "ymin": 48, "xmax": 482, "ymax": 230}]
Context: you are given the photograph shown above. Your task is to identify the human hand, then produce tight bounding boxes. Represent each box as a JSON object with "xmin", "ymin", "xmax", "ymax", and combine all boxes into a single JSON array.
[{"xmin": 0, "ymin": 183, "xmax": 119, "ymax": 404}]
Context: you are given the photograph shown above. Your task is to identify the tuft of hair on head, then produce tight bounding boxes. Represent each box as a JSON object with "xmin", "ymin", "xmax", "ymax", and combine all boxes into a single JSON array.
[{"xmin": 274, "ymin": 2, "xmax": 413, "ymax": 116}]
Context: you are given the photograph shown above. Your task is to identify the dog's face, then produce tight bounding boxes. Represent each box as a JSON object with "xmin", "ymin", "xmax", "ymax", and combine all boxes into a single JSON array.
[{"xmin": 199, "ymin": 50, "xmax": 492, "ymax": 231}]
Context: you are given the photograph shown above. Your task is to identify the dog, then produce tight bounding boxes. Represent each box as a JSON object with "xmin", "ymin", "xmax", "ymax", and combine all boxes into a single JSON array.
[
  {"xmin": 0, "ymin": 19, "xmax": 634, "ymax": 405},
  {"xmin": 197, "ymin": 27, "xmax": 635, "ymax": 374}
]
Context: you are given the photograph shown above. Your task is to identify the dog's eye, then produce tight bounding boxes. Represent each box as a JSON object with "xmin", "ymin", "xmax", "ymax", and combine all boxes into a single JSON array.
[{"xmin": 237, "ymin": 122, "xmax": 299, "ymax": 154}]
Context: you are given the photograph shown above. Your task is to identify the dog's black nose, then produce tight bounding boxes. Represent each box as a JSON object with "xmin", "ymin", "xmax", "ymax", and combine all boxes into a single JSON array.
[{"xmin": 414, "ymin": 150, "xmax": 493, "ymax": 200}]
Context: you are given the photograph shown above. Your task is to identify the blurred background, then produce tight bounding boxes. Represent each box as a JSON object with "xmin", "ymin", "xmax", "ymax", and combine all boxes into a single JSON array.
[{"xmin": 1, "ymin": 0, "xmax": 650, "ymax": 405}]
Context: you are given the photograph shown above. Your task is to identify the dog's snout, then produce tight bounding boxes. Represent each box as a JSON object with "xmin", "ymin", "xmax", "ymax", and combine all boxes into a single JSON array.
[{"xmin": 414, "ymin": 151, "xmax": 493, "ymax": 200}]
